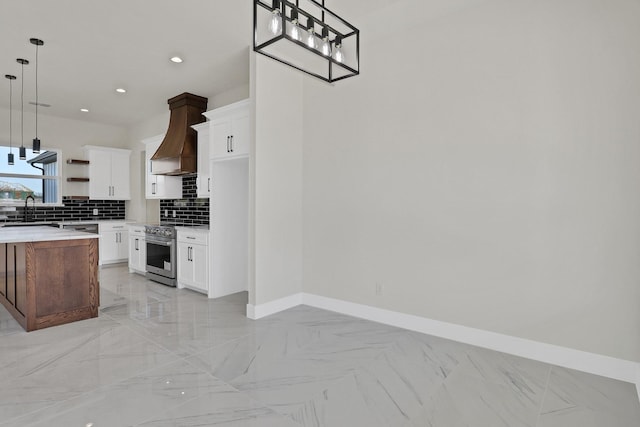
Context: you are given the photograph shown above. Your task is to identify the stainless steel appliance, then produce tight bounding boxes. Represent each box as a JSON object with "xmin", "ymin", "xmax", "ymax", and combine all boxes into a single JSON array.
[{"xmin": 145, "ymin": 225, "xmax": 176, "ymax": 287}]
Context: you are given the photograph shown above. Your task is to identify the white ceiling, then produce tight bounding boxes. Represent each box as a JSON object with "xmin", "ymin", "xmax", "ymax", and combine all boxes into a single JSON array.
[{"xmin": 1, "ymin": 0, "xmax": 389, "ymax": 128}]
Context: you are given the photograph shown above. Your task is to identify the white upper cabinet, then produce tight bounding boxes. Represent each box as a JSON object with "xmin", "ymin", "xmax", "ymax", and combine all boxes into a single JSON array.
[
  {"xmin": 142, "ymin": 135, "xmax": 183, "ymax": 200},
  {"xmin": 204, "ymin": 99, "xmax": 250, "ymax": 161},
  {"xmin": 192, "ymin": 123, "xmax": 210, "ymax": 198},
  {"xmin": 85, "ymin": 146, "xmax": 131, "ymax": 200}
]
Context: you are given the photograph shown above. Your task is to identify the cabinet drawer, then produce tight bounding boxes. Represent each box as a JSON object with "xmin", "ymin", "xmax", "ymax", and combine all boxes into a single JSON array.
[
  {"xmin": 177, "ymin": 230, "xmax": 209, "ymax": 245},
  {"xmin": 128, "ymin": 225, "xmax": 145, "ymax": 237},
  {"xmin": 100, "ymin": 222, "xmax": 129, "ymax": 232}
]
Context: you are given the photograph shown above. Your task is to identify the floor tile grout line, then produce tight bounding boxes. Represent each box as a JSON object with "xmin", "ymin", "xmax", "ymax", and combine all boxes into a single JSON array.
[{"xmin": 534, "ymin": 365, "xmax": 553, "ymax": 427}]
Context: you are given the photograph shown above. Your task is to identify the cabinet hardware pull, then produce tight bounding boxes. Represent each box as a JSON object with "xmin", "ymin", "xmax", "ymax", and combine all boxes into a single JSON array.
[
  {"xmin": 230, "ymin": 135, "xmax": 234, "ymax": 152},
  {"xmin": 226, "ymin": 136, "xmax": 230, "ymax": 152},
  {"xmin": 208, "ymin": 178, "xmax": 210, "ymax": 192}
]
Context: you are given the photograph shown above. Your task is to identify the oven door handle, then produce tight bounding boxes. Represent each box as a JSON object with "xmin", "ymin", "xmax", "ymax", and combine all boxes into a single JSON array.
[{"xmin": 146, "ymin": 240, "xmax": 174, "ymax": 246}]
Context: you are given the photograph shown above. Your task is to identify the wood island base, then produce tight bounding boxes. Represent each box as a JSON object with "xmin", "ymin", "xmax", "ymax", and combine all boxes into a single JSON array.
[{"xmin": 0, "ymin": 238, "xmax": 99, "ymax": 332}]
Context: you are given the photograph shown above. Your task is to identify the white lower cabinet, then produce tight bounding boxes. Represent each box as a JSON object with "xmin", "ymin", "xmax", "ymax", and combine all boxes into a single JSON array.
[
  {"xmin": 176, "ymin": 228, "xmax": 209, "ymax": 295},
  {"xmin": 128, "ymin": 225, "xmax": 146, "ymax": 275},
  {"xmin": 99, "ymin": 222, "xmax": 129, "ymax": 265}
]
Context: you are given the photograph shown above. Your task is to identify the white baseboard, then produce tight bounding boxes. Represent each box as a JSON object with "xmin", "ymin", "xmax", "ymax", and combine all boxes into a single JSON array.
[
  {"xmin": 246, "ymin": 292, "xmax": 303, "ymax": 320},
  {"xmin": 637, "ymin": 366, "xmax": 640, "ymax": 402},
  {"xmin": 247, "ymin": 292, "xmax": 640, "ymax": 386}
]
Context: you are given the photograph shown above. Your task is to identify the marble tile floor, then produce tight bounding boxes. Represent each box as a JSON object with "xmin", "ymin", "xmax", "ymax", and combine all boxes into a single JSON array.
[{"xmin": 0, "ymin": 266, "xmax": 638, "ymax": 426}]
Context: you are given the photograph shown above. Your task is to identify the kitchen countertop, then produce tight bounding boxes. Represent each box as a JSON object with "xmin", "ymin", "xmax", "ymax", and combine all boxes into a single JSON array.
[
  {"xmin": 0, "ymin": 226, "xmax": 99, "ymax": 244},
  {"xmin": 1, "ymin": 219, "xmax": 134, "ymax": 227}
]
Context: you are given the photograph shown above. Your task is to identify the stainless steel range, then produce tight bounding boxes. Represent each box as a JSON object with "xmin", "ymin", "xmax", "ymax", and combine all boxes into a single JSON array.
[{"xmin": 145, "ymin": 224, "xmax": 177, "ymax": 287}]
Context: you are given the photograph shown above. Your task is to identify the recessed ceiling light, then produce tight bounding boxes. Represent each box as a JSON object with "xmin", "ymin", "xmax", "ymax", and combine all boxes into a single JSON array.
[
  {"xmin": 170, "ymin": 56, "xmax": 183, "ymax": 63},
  {"xmin": 80, "ymin": 108, "xmax": 89, "ymax": 113},
  {"xmin": 116, "ymin": 88, "xmax": 126, "ymax": 93}
]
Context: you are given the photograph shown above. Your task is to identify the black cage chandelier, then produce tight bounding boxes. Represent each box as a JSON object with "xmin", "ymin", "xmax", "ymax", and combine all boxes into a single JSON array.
[{"xmin": 254, "ymin": 0, "xmax": 359, "ymax": 83}]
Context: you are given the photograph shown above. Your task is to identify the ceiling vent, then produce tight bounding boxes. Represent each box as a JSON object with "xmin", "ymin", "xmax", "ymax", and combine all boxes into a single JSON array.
[{"xmin": 151, "ymin": 92, "xmax": 208, "ymax": 175}]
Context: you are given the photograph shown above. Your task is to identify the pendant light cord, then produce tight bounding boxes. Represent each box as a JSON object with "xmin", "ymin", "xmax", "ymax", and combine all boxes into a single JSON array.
[
  {"xmin": 20, "ymin": 62, "xmax": 24, "ymax": 150},
  {"xmin": 35, "ymin": 43, "xmax": 38, "ymax": 139},
  {"xmin": 9, "ymin": 80, "xmax": 12, "ymax": 153}
]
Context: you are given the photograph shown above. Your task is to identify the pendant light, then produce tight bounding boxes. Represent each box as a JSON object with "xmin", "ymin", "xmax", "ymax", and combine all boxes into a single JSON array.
[
  {"xmin": 30, "ymin": 38, "xmax": 44, "ymax": 154},
  {"xmin": 254, "ymin": 0, "xmax": 359, "ymax": 83},
  {"xmin": 16, "ymin": 58, "xmax": 29, "ymax": 160},
  {"xmin": 5, "ymin": 74, "xmax": 16, "ymax": 165}
]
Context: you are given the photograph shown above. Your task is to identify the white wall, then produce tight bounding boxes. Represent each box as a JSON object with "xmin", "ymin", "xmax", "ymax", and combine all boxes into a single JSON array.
[
  {"xmin": 302, "ymin": 0, "xmax": 640, "ymax": 362},
  {"xmin": 0, "ymin": 108, "xmax": 128, "ymax": 198},
  {"xmin": 250, "ymin": 54, "xmax": 304, "ymax": 306}
]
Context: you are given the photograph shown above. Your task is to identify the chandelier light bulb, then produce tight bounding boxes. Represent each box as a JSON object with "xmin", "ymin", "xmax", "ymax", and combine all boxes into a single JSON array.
[
  {"xmin": 334, "ymin": 36, "xmax": 344, "ymax": 63},
  {"xmin": 291, "ymin": 23, "xmax": 301, "ymax": 41},
  {"xmin": 320, "ymin": 27, "xmax": 331, "ymax": 56},
  {"xmin": 289, "ymin": 9, "xmax": 301, "ymax": 41},
  {"xmin": 268, "ymin": 0, "xmax": 282, "ymax": 36},
  {"xmin": 306, "ymin": 18, "xmax": 317, "ymax": 50}
]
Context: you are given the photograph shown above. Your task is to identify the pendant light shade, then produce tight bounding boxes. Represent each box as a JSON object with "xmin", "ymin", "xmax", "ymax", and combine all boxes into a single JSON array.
[
  {"xmin": 5, "ymin": 74, "xmax": 16, "ymax": 166},
  {"xmin": 16, "ymin": 58, "xmax": 29, "ymax": 160},
  {"xmin": 30, "ymin": 38, "xmax": 44, "ymax": 153}
]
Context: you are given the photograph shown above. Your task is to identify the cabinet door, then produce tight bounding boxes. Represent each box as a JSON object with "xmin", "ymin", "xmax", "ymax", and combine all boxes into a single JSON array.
[
  {"xmin": 177, "ymin": 242, "xmax": 194, "ymax": 286},
  {"xmin": 138, "ymin": 237, "xmax": 146, "ymax": 272},
  {"xmin": 196, "ymin": 126, "xmax": 211, "ymax": 198},
  {"xmin": 117, "ymin": 230, "xmax": 129, "ymax": 260},
  {"xmin": 145, "ymin": 139, "xmax": 160, "ymax": 198},
  {"xmin": 144, "ymin": 137, "xmax": 182, "ymax": 200},
  {"xmin": 128, "ymin": 235, "xmax": 138, "ymax": 271},
  {"xmin": 0, "ymin": 243, "xmax": 6, "ymax": 298},
  {"xmin": 100, "ymin": 231, "xmax": 119, "ymax": 264},
  {"xmin": 14, "ymin": 243, "xmax": 25, "ymax": 314},
  {"xmin": 229, "ymin": 113, "xmax": 250, "ymax": 157},
  {"xmin": 190, "ymin": 243, "xmax": 208, "ymax": 292},
  {"xmin": 110, "ymin": 151, "xmax": 131, "ymax": 200},
  {"xmin": 88, "ymin": 150, "xmax": 112, "ymax": 199},
  {"xmin": 211, "ymin": 120, "xmax": 232, "ymax": 160}
]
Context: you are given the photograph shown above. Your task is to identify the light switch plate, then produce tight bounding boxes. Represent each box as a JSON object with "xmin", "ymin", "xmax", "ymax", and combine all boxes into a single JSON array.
[{"xmin": 92, "ymin": 209, "xmax": 98, "ymax": 216}]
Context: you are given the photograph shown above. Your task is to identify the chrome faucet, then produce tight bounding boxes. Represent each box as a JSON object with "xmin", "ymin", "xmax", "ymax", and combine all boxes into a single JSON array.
[{"xmin": 24, "ymin": 195, "xmax": 35, "ymax": 223}]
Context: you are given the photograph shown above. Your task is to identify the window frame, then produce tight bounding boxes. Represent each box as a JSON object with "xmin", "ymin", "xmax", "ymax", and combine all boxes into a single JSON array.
[{"xmin": 0, "ymin": 147, "xmax": 63, "ymax": 206}]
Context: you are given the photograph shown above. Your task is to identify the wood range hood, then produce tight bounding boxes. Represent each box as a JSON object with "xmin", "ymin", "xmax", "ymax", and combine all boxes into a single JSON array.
[{"xmin": 151, "ymin": 93, "xmax": 208, "ymax": 176}]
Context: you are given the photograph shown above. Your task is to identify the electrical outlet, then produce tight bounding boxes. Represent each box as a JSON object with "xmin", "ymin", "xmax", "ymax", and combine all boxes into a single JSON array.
[
  {"xmin": 164, "ymin": 210, "xmax": 168, "ymax": 217},
  {"xmin": 375, "ymin": 283, "xmax": 383, "ymax": 296},
  {"xmin": 92, "ymin": 208, "xmax": 98, "ymax": 216},
  {"xmin": 172, "ymin": 210, "xmax": 176, "ymax": 218}
]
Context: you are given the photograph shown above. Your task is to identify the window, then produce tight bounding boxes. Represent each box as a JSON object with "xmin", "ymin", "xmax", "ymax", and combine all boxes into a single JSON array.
[{"xmin": 0, "ymin": 146, "xmax": 61, "ymax": 205}]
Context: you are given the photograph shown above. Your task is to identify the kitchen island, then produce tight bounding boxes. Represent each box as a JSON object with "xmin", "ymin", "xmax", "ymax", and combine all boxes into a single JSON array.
[{"xmin": 0, "ymin": 226, "xmax": 99, "ymax": 331}]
